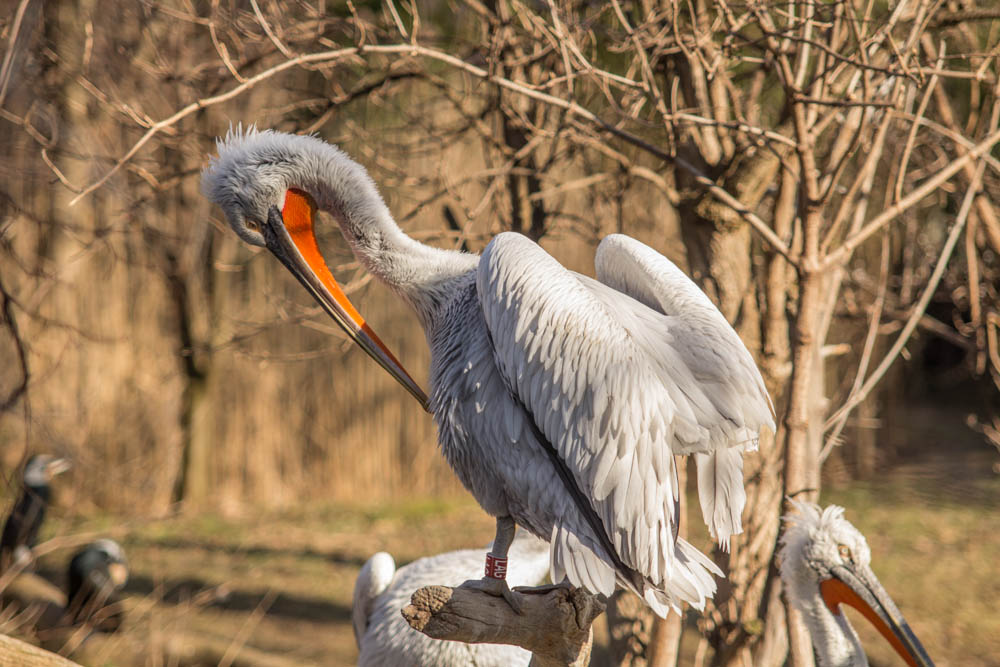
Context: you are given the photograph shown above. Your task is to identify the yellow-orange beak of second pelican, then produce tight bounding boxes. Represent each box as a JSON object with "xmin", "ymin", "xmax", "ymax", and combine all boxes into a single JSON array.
[{"xmin": 820, "ymin": 575, "xmax": 934, "ymax": 667}]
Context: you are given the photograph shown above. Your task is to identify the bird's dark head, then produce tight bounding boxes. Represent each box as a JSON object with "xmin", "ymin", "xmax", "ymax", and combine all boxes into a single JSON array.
[
  {"xmin": 22, "ymin": 455, "xmax": 71, "ymax": 488},
  {"xmin": 94, "ymin": 538, "xmax": 129, "ymax": 589},
  {"xmin": 779, "ymin": 501, "xmax": 935, "ymax": 667}
]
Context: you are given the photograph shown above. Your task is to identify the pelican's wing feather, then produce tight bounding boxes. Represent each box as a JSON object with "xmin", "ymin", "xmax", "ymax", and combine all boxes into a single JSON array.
[
  {"xmin": 594, "ymin": 234, "xmax": 775, "ymax": 546},
  {"xmin": 478, "ymin": 233, "xmax": 774, "ymax": 585},
  {"xmin": 594, "ymin": 234, "xmax": 774, "ymax": 432}
]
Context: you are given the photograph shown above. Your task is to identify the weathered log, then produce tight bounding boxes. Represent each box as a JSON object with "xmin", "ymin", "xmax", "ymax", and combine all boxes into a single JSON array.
[
  {"xmin": 0, "ymin": 634, "xmax": 81, "ymax": 667},
  {"xmin": 401, "ymin": 584, "xmax": 605, "ymax": 667}
]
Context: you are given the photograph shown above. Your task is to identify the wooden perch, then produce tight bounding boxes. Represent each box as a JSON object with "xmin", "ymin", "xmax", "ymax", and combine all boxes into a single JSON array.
[
  {"xmin": 401, "ymin": 584, "xmax": 605, "ymax": 667},
  {"xmin": 0, "ymin": 634, "xmax": 81, "ymax": 667}
]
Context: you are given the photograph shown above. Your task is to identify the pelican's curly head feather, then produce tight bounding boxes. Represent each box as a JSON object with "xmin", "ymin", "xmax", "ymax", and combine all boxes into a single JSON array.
[
  {"xmin": 779, "ymin": 500, "xmax": 872, "ymax": 585},
  {"xmin": 201, "ymin": 124, "xmax": 351, "ymax": 247}
]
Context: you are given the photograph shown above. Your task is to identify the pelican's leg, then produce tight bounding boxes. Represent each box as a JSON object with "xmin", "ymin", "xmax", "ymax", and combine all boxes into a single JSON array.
[{"xmin": 459, "ymin": 515, "xmax": 524, "ymax": 614}]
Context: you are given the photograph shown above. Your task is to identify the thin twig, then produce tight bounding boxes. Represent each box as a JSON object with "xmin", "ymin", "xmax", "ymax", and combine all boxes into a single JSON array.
[
  {"xmin": 894, "ymin": 44, "xmax": 943, "ymax": 204},
  {"xmin": 209, "ymin": 0, "xmax": 245, "ymax": 83},
  {"xmin": 0, "ymin": 271, "xmax": 29, "ymax": 413},
  {"xmin": 820, "ymin": 232, "xmax": 890, "ymax": 461},
  {"xmin": 217, "ymin": 588, "xmax": 278, "ymax": 667},
  {"xmin": 249, "ymin": 0, "xmax": 293, "ymax": 58},
  {"xmin": 823, "ymin": 160, "xmax": 986, "ymax": 431},
  {"xmin": 66, "ymin": 42, "xmax": 796, "ymax": 261},
  {"xmin": 0, "ymin": 0, "xmax": 33, "ymax": 109},
  {"xmin": 384, "ymin": 0, "xmax": 409, "ymax": 38},
  {"xmin": 823, "ymin": 126, "xmax": 1000, "ymax": 269}
]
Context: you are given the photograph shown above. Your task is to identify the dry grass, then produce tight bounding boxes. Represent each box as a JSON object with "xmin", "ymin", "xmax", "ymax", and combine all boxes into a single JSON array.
[
  {"xmin": 6, "ymin": 494, "xmax": 496, "ymax": 666},
  {"xmin": 823, "ymin": 474, "xmax": 1000, "ymax": 666},
  {"xmin": 2, "ymin": 460, "xmax": 996, "ymax": 666}
]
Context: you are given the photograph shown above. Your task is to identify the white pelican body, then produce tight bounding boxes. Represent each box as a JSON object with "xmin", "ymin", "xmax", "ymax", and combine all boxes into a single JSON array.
[
  {"xmin": 353, "ymin": 533, "xmax": 550, "ymax": 666},
  {"xmin": 202, "ymin": 128, "xmax": 775, "ymax": 615},
  {"xmin": 779, "ymin": 502, "xmax": 934, "ymax": 667}
]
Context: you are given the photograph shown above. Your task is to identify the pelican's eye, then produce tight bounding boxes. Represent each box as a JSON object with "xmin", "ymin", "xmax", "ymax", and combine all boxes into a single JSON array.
[
  {"xmin": 245, "ymin": 219, "xmax": 261, "ymax": 233},
  {"xmin": 837, "ymin": 545, "xmax": 853, "ymax": 562}
]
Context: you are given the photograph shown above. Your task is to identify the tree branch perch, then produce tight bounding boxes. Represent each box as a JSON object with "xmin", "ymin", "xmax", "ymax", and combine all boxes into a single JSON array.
[{"xmin": 401, "ymin": 584, "xmax": 605, "ymax": 667}]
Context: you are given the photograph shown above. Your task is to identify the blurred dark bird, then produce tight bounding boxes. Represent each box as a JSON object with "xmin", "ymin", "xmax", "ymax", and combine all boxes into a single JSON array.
[
  {"xmin": 65, "ymin": 538, "xmax": 129, "ymax": 632},
  {"xmin": 0, "ymin": 539, "xmax": 129, "ymax": 642},
  {"xmin": 779, "ymin": 501, "xmax": 935, "ymax": 667},
  {"xmin": 1, "ymin": 455, "xmax": 71, "ymax": 571}
]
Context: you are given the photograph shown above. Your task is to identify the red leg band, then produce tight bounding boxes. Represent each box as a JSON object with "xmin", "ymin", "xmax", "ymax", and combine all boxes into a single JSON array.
[{"xmin": 485, "ymin": 553, "xmax": 507, "ymax": 579}]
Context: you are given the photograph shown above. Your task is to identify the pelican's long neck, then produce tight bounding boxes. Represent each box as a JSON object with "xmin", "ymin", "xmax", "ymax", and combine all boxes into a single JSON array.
[
  {"xmin": 302, "ymin": 144, "xmax": 478, "ymax": 327},
  {"xmin": 786, "ymin": 570, "xmax": 867, "ymax": 667}
]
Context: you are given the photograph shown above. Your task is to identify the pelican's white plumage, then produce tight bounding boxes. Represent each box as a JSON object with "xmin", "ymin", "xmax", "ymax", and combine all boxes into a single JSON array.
[
  {"xmin": 474, "ymin": 233, "xmax": 773, "ymax": 610},
  {"xmin": 202, "ymin": 127, "xmax": 775, "ymax": 616},
  {"xmin": 781, "ymin": 502, "xmax": 873, "ymax": 666},
  {"xmin": 352, "ymin": 533, "xmax": 550, "ymax": 667}
]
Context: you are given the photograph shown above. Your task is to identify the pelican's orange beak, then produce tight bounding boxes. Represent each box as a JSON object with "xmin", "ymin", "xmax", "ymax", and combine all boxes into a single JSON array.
[
  {"xmin": 820, "ymin": 566, "xmax": 934, "ymax": 667},
  {"xmin": 261, "ymin": 188, "xmax": 430, "ymax": 411}
]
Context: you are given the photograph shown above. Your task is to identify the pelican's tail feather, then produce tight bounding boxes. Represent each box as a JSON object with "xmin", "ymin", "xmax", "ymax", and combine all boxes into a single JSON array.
[
  {"xmin": 639, "ymin": 536, "xmax": 722, "ymax": 618},
  {"xmin": 550, "ymin": 522, "xmax": 617, "ymax": 598},
  {"xmin": 695, "ymin": 448, "xmax": 746, "ymax": 551},
  {"xmin": 551, "ymin": 521, "xmax": 723, "ymax": 619}
]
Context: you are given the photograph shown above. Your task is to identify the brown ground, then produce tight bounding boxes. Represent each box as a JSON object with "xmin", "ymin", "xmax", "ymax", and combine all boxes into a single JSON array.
[{"xmin": 2, "ymin": 398, "xmax": 998, "ymax": 666}]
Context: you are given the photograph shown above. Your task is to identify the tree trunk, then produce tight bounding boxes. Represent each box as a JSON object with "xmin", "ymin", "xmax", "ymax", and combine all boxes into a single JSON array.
[
  {"xmin": 606, "ymin": 591, "xmax": 655, "ymax": 666},
  {"xmin": 678, "ymin": 139, "xmax": 792, "ymax": 667},
  {"xmin": 648, "ymin": 610, "xmax": 684, "ymax": 667}
]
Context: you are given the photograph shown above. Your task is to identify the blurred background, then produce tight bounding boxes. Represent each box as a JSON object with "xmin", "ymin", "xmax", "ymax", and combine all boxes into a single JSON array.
[{"xmin": 0, "ymin": 0, "xmax": 998, "ymax": 665}]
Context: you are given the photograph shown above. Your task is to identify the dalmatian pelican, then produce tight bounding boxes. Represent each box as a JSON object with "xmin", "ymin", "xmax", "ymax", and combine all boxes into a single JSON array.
[
  {"xmin": 780, "ymin": 501, "xmax": 935, "ymax": 666},
  {"xmin": 202, "ymin": 127, "xmax": 775, "ymax": 615}
]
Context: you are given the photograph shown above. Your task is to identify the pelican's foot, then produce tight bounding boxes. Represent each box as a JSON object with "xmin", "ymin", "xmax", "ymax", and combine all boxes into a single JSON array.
[{"xmin": 459, "ymin": 577, "xmax": 525, "ymax": 615}]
